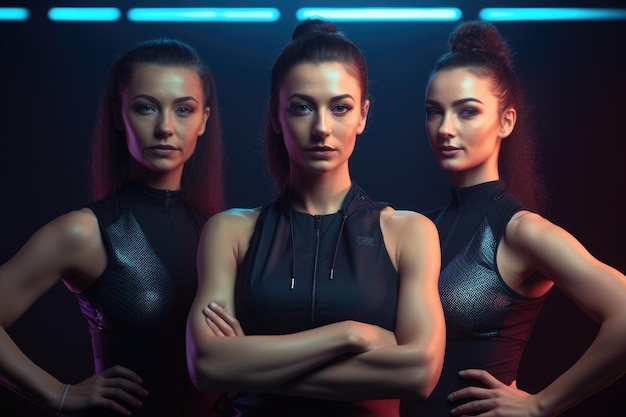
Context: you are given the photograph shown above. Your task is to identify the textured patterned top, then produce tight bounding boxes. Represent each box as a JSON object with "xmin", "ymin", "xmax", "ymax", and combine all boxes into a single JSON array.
[
  {"xmin": 401, "ymin": 180, "xmax": 548, "ymax": 417},
  {"xmin": 76, "ymin": 181, "xmax": 208, "ymax": 417}
]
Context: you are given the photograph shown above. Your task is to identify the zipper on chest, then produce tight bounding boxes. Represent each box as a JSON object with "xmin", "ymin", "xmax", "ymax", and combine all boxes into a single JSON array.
[{"xmin": 309, "ymin": 215, "xmax": 322, "ymax": 326}]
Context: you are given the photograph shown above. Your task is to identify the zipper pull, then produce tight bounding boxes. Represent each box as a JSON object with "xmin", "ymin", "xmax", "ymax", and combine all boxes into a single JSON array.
[{"xmin": 165, "ymin": 189, "xmax": 171, "ymax": 207}]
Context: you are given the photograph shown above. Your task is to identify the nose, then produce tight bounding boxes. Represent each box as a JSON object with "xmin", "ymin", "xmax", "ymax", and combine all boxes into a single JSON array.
[
  {"xmin": 312, "ymin": 111, "xmax": 330, "ymax": 140},
  {"xmin": 155, "ymin": 113, "xmax": 174, "ymax": 138},
  {"xmin": 438, "ymin": 112, "xmax": 456, "ymax": 138}
]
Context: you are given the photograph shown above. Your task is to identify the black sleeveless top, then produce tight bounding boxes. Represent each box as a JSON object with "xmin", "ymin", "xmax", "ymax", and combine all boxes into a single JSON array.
[
  {"xmin": 401, "ymin": 180, "xmax": 548, "ymax": 416},
  {"xmin": 76, "ymin": 181, "xmax": 211, "ymax": 417},
  {"xmin": 234, "ymin": 184, "xmax": 400, "ymax": 416}
]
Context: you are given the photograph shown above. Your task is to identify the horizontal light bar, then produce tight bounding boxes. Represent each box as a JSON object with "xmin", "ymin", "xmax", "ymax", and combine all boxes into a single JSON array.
[
  {"xmin": 480, "ymin": 8, "xmax": 626, "ymax": 21},
  {"xmin": 48, "ymin": 7, "xmax": 121, "ymax": 22},
  {"xmin": 297, "ymin": 7, "xmax": 462, "ymax": 22},
  {"xmin": 0, "ymin": 7, "xmax": 29, "ymax": 21},
  {"xmin": 127, "ymin": 8, "xmax": 280, "ymax": 22}
]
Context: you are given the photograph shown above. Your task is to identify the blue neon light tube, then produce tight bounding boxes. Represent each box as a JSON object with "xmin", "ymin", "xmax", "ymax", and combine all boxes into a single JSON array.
[
  {"xmin": 296, "ymin": 7, "xmax": 462, "ymax": 22},
  {"xmin": 0, "ymin": 7, "xmax": 29, "ymax": 21},
  {"xmin": 480, "ymin": 8, "xmax": 626, "ymax": 21},
  {"xmin": 48, "ymin": 7, "xmax": 121, "ymax": 22},
  {"xmin": 127, "ymin": 8, "xmax": 280, "ymax": 22}
]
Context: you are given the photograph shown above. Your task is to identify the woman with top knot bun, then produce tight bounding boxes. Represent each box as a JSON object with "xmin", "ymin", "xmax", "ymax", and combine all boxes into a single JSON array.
[
  {"xmin": 186, "ymin": 19, "xmax": 446, "ymax": 417},
  {"xmin": 401, "ymin": 20, "xmax": 626, "ymax": 417}
]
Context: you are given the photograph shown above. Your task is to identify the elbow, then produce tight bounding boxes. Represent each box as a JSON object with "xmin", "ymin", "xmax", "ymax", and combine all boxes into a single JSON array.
[
  {"xmin": 401, "ymin": 370, "xmax": 440, "ymax": 401},
  {"xmin": 186, "ymin": 342, "xmax": 227, "ymax": 393},
  {"xmin": 401, "ymin": 373, "xmax": 436, "ymax": 401},
  {"xmin": 401, "ymin": 348, "xmax": 444, "ymax": 400},
  {"xmin": 188, "ymin": 356, "xmax": 228, "ymax": 393}
]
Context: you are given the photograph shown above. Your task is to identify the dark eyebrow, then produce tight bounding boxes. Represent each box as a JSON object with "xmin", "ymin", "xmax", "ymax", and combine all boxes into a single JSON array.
[
  {"xmin": 288, "ymin": 93, "xmax": 355, "ymax": 102},
  {"xmin": 132, "ymin": 94, "xmax": 200, "ymax": 104},
  {"xmin": 425, "ymin": 97, "xmax": 483, "ymax": 106}
]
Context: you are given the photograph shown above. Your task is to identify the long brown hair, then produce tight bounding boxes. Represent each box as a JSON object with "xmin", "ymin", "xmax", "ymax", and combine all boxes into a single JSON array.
[{"xmin": 90, "ymin": 38, "xmax": 223, "ymax": 218}]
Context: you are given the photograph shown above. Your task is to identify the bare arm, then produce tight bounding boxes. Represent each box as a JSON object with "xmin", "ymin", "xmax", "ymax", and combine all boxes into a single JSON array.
[
  {"xmin": 451, "ymin": 211, "xmax": 626, "ymax": 417},
  {"xmin": 0, "ymin": 209, "xmax": 147, "ymax": 415},
  {"xmin": 186, "ymin": 209, "xmax": 401, "ymax": 394},
  {"xmin": 193, "ymin": 209, "xmax": 446, "ymax": 400},
  {"xmin": 267, "ymin": 209, "xmax": 445, "ymax": 401}
]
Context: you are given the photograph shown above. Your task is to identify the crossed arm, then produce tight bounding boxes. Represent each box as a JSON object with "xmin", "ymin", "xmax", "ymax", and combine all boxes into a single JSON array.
[{"xmin": 186, "ymin": 207, "xmax": 445, "ymax": 401}]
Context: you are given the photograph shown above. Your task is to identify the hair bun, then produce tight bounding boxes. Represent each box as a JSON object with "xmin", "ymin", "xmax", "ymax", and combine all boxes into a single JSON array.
[
  {"xmin": 449, "ymin": 21, "xmax": 511, "ymax": 65},
  {"xmin": 292, "ymin": 19, "xmax": 338, "ymax": 40}
]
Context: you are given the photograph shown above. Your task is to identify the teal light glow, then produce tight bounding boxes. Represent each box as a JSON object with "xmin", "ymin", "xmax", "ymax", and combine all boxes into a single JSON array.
[
  {"xmin": 0, "ymin": 7, "xmax": 29, "ymax": 21},
  {"xmin": 48, "ymin": 7, "xmax": 121, "ymax": 21},
  {"xmin": 127, "ymin": 8, "xmax": 280, "ymax": 22},
  {"xmin": 480, "ymin": 8, "xmax": 626, "ymax": 21},
  {"xmin": 296, "ymin": 7, "xmax": 462, "ymax": 22}
]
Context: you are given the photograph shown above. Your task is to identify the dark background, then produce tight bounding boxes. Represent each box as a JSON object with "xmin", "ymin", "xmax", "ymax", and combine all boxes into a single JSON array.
[{"xmin": 1, "ymin": 1, "xmax": 625, "ymax": 415}]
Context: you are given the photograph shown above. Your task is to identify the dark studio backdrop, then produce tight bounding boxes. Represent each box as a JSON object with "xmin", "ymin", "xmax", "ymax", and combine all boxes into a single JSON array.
[{"xmin": 1, "ymin": 0, "xmax": 625, "ymax": 415}]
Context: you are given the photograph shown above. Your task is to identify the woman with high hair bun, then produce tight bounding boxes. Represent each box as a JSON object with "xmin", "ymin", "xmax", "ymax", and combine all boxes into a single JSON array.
[
  {"xmin": 401, "ymin": 20, "xmax": 626, "ymax": 417},
  {"xmin": 0, "ymin": 38, "xmax": 225, "ymax": 416},
  {"xmin": 187, "ymin": 19, "xmax": 445, "ymax": 416}
]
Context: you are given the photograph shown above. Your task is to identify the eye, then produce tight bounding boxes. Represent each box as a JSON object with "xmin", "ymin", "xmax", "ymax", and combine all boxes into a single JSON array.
[
  {"xmin": 175, "ymin": 106, "xmax": 194, "ymax": 116},
  {"xmin": 330, "ymin": 104, "xmax": 353, "ymax": 115},
  {"xmin": 459, "ymin": 107, "xmax": 479, "ymax": 117},
  {"xmin": 288, "ymin": 102, "xmax": 312, "ymax": 115},
  {"xmin": 133, "ymin": 103, "xmax": 157, "ymax": 114}
]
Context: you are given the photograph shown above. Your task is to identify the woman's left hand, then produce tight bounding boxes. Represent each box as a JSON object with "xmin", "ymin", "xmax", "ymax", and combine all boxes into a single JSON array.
[
  {"xmin": 202, "ymin": 302, "xmax": 245, "ymax": 337},
  {"xmin": 449, "ymin": 369, "xmax": 539, "ymax": 416}
]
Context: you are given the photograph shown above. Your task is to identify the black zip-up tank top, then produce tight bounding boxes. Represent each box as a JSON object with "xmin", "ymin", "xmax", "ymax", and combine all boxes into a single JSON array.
[{"xmin": 234, "ymin": 183, "xmax": 400, "ymax": 416}]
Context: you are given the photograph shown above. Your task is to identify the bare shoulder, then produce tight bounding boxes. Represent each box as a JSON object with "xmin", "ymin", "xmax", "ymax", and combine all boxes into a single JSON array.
[
  {"xmin": 203, "ymin": 207, "xmax": 261, "ymax": 236},
  {"xmin": 379, "ymin": 207, "xmax": 439, "ymax": 271},
  {"xmin": 380, "ymin": 206, "xmax": 438, "ymax": 237},
  {"xmin": 2, "ymin": 208, "xmax": 106, "ymax": 292},
  {"xmin": 199, "ymin": 207, "xmax": 262, "ymax": 261},
  {"xmin": 32, "ymin": 208, "xmax": 101, "ymax": 251},
  {"xmin": 503, "ymin": 209, "xmax": 594, "ymax": 275},
  {"xmin": 504, "ymin": 210, "xmax": 565, "ymax": 250}
]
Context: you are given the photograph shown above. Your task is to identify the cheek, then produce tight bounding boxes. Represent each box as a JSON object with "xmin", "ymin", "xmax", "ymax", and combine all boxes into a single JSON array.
[
  {"xmin": 124, "ymin": 132, "xmax": 142, "ymax": 158},
  {"xmin": 281, "ymin": 118, "xmax": 305, "ymax": 142}
]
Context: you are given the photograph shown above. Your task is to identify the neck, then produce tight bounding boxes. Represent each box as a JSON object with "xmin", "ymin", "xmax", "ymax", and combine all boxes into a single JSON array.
[
  {"xmin": 288, "ymin": 170, "xmax": 352, "ymax": 215},
  {"xmin": 449, "ymin": 163, "xmax": 499, "ymax": 188},
  {"xmin": 129, "ymin": 165, "xmax": 183, "ymax": 191}
]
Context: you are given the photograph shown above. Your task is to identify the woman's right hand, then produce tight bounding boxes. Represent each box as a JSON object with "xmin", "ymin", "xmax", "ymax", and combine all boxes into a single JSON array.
[{"xmin": 59, "ymin": 365, "xmax": 149, "ymax": 416}]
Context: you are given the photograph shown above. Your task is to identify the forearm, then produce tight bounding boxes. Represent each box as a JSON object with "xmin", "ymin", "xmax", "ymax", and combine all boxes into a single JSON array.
[
  {"xmin": 268, "ymin": 342, "xmax": 441, "ymax": 401},
  {"xmin": 532, "ymin": 316, "xmax": 626, "ymax": 416},
  {"xmin": 188, "ymin": 321, "xmax": 367, "ymax": 392},
  {"xmin": 0, "ymin": 329, "xmax": 65, "ymax": 409}
]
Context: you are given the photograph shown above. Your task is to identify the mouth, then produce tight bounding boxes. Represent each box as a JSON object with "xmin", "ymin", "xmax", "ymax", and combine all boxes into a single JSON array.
[
  {"xmin": 148, "ymin": 144, "xmax": 178, "ymax": 150},
  {"xmin": 307, "ymin": 146, "xmax": 335, "ymax": 151},
  {"xmin": 146, "ymin": 144, "xmax": 179, "ymax": 156},
  {"xmin": 305, "ymin": 146, "xmax": 336, "ymax": 159},
  {"xmin": 437, "ymin": 145, "xmax": 462, "ymax": 158}
]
